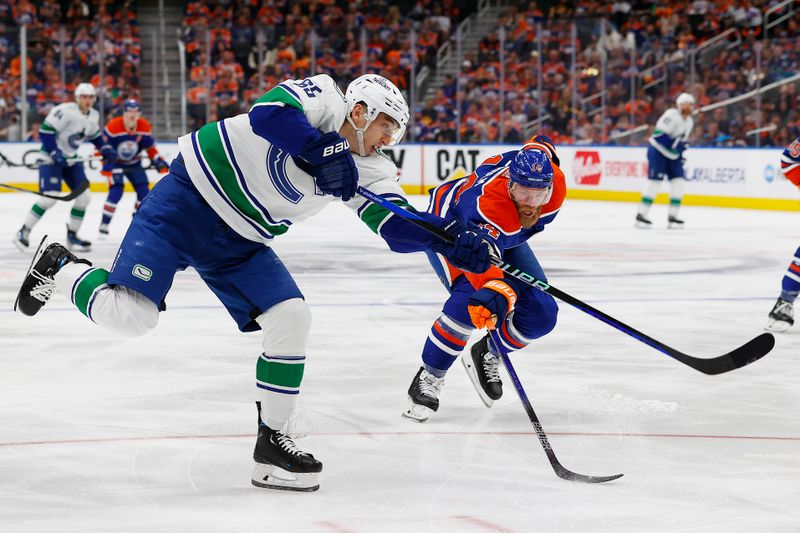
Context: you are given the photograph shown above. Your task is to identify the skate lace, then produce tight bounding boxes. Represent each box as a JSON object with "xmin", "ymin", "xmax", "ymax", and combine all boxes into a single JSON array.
[
  {"xmin": 419, "ymin": 371, "xmax": 444, "ymax": 399},
  {"xmin": 28, "ymin": 269, "xmax": 56, "ymax": 304},
  {"xmin": 274, "ymin": 432, "xmax": 304, "ymax": 457},
  {"xmin": 481, "ymin": 353, "xmax": 501, "ymax": 383}
]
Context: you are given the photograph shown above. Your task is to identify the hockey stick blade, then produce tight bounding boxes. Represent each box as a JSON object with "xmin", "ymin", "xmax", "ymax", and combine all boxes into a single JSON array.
[
  {"xmin": 664, "ymin": 332, "xmax": 774, "ymax": 376},
  {"xmin": 489, "ymin": 330, "xmax": 623, "ymax": 484},
  {"xmin": 355, "ymin": 187, "xmax": 774, "ymax": 375}
]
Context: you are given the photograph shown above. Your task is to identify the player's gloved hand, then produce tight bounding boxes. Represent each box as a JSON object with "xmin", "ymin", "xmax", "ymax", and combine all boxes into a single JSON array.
[
  {"xmin": 468, "ymin": 279, "xmax": 517, "ymax": 330},
  {"xmin": 50, "ymin": 149, "xmax": 67, "ymax": 168},
  {"xmin": 532, "ymin": 134, "xmax": 560, "ymax": 167},
  {"xmin": 101, "ymin": 146, "xmax": 117, "ymax": 162},
  {"xmin": 430, "ymin": 219, "xmax": 492, "ymax": 274},
  {"xmin": 152, "ymin": 156, "xmax": 169, "ymax": 174},
  {"xmin": 293, "ymin": 131, "xmax": 358, "ymax": 202}
]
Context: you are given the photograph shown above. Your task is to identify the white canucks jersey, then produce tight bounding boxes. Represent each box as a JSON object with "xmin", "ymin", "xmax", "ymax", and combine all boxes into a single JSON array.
[
  {"xmin": 649, "ymin": 108, "xmax": 694, "ymax": 160},
  {"xmin": 178, "ymin": 74, "xmax": 403, "ymax": 245},
  {"xmin": 39, "ymin": 102, "xmax": 101, "ymax": 160}
]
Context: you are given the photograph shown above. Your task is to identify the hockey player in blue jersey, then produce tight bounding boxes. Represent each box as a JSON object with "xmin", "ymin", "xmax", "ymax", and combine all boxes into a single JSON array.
[
  {"xmin": 402, "ymin": 136, "xmax": 566, "ymax": 422},
  {"xmin": 13, "ymin": 83, "xmax": 105, "ymax": 252},
  {"xmin": 13, "ymin": 74, "xmax": 492, "ymax": 492},
  {"xmin": 97, "ymin": 99, "xmax": 170, "ymax": 236},
  {"xmin": 765, "ymin": 136, "xmax": 800, "ymax": 332},
  {"xmin": 635, "ymin": 92, "xmax": 695, "ymax": 229}
]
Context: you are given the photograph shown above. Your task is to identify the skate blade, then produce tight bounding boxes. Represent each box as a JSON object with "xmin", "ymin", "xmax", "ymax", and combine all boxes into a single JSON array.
[
  {"xmin": 402, "ymin": 400, "xmax": 434, "ymax": 422},
  {"xmin": 667, "ymin": 223, "xmax": 684, "ymax": 229},
  {"xmin": 765, "ymin": 319, "xmax": 792, "ymax": 333},
  {"xmin": 14, "ymin": 235, "xmax": 49, "ymax": 313},
  {"xmin": 251, "ymin": 462, "xmax": 319, "ymax": 492},
  {"xmin": 634, "ymin": 221, "xmax": 652, "ymax": 229},
  {"xmin": 67, "ymin": 243, "xmax": 91, "ymax": 253},
  {"xmin": 12, "ymin": 237, "xmax": 29, "ymax": 252},
  {"xmin": 461, "ymin": 356, "xmax": 494, "ymax": 408}
]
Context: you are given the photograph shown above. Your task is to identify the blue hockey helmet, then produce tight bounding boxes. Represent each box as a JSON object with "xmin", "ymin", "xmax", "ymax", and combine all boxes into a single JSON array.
[
  {"xmin": 508, "ymin": 149, "xmax": 554, "ymax": 206},
  {"xmin": 123, "ymin": 99, "xmax": 141, "ymax": 111}
]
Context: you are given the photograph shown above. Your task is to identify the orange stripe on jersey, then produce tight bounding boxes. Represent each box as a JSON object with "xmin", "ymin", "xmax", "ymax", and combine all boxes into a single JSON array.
[
  {"xmin": 455, "ymin": 172, "xmax": 478, "ymax": 203},
  {"xmin": 790, "ymin": 263, "xmax": 800, "ymax": 273},
  {"xmin": 501, "ymin": 320, "xmax": 526, "ymax": 349},
  {"xmin": 433, "ymin": 321, "xmax": 467, "ymax": 347},
  {"xmin": 104, "ymin": 117, "xmax": 127, "ymax": 135},
  {"xmin": 432, "ymin": 182, "xmax": 451, "ymax": 216},
  {"xmin": 481, "ymin": 154, "xmax": 503, "ymax": 165},
  {"xmin": 136, "ymin": 118, "xmax": 153, "ymax": 133},
  {"xmin": 477, "ymin": 175, "xmax": 520, "ymax": 234},
  {"xmin": 540, "ymin": 164, "xmax": 567, "ymax": 217}
]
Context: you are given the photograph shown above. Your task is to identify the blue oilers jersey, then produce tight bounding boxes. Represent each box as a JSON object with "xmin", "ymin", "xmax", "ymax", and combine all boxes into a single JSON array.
[
  {"xmin": 102, "ymin": 116, "xmax": 158, "ymax": 168},
  {"xmin": 426, "ymin": 150, "xmax": 566, "ymax": 288}
]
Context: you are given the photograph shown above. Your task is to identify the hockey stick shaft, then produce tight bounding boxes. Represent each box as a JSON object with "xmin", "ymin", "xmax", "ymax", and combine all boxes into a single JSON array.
[
  {"xmin": 356, "ymin": 186, "xmax": 773, "ymax": 375},
  {"xmin": 0, "ymin": 179, "xmax": 89, "ymax": 201},
  {"xmin": 486, "ymin": 329, "xmax": 623, "ymax": 483}
]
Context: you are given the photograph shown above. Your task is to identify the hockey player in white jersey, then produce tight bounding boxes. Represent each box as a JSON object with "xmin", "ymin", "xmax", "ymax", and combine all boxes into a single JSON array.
[
  {"xmin": 635, "ymin": 92, "xmax": 695, "ymax": 228},
  {"xmin": 13, "ymin": 74, "xmax": 492, "ymax": 492},
  {"xmin": 13, "ymin": 83, "xmax": 103, "ymax": 252}
]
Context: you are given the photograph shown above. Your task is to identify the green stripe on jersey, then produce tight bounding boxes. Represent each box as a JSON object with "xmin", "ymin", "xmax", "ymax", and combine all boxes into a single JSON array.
[
  {"xmin": 252, "ymin": 86, "xmax": 303, "ymax": 112},
  {"xmin": 256, "ymin": 356, "xmax": 305, "ymax": 390},
  {"xmin": 40, "ymin": 122, "xmax": 55, "ymax": 133},
  {"xmin": 196, "ymin": 123, "xmax": 289, "ymax": 236},
  {"xmin": 360, "ymin": 199, "xmax": 412, "ymax": 234},
  {"xmin": 73, "ymin": 268, "xmax": 109, "ymax": 317}
]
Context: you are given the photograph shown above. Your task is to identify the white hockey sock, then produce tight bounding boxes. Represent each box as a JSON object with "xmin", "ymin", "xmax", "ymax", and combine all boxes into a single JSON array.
[
  {"xmin": 55, "ymin": 262, "xmax": 159, "ymax": 336},
  {"xmin": 24, "ymin": 197, "xmax": 57, "ymax": 229},
  {"xmin": 255, "ymin": 299, "xmax": 311, "ymax": 430},
  {"xmin": 638, "ymin": 180, "xmax": 661, "ymax": 216},
  {"xmin": 669, "ymin": 177, "xmax": 686, "ymax": 217}
]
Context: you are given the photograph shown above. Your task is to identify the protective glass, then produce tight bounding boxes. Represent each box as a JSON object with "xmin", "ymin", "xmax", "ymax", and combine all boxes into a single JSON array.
[{"xmin": 509, "ymin": 182, "xmax": 553, "ymax": 206}]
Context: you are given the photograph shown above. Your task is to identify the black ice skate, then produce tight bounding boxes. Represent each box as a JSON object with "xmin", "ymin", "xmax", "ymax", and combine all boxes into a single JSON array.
[
  {"xmin": 14, "ymin": 236, "xmax": 91, "ymax": 317},
  {"xmin": 402, "ymin": 366, "xmax": 445, "ymax": 422},
  {"xmin": 765, "ymin": 298, "xmax": 794, "ymax": 333},
  {"xmin": 635, "ymin": 213, "xmax": 652, "ymax": 228},
  {"xmin": 98, "ymin": 223, "xmax": 109, "ymax": 237},
  {"xmin": 251, "ymin": 425, "xmax": 322, "ymax": 492},
  {"xmin": 667, "ymin": 215, "xmax": 685, "ymax": 229},
  {"xmin": 462, "ymin": 334, "xmax": 503, "ymax": 407},
  {"xmin": 12, "ymin": 225, "xmax": 30, "ymax": 251},
  {"xmin": 66, "ymin": 226, "xmax": 92, "ymax": 252}
]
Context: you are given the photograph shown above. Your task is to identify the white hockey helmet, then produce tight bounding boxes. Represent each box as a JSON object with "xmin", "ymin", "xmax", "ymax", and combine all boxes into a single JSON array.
[
  {"xmin": 74, "ymin": 83, "xmax": 96, "ymax": 98},
  {"xmin": 345, "ymin": 74, "xmax": 409, "ymax": 152},
  {"xmin": 676, "ymin": 92, "xmax": 695, "ymax": 107}
]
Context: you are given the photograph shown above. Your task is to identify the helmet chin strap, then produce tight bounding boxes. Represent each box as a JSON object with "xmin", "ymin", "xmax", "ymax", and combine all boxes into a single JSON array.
[{"xmin": 346, "ymin": 107, "xmax": 376, "ymax": 157}]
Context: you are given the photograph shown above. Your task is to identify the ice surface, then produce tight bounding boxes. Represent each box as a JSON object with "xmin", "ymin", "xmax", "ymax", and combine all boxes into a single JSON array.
[{"xmin": 0, "ymin": 192, "xmax": 798, "ymax": 532}]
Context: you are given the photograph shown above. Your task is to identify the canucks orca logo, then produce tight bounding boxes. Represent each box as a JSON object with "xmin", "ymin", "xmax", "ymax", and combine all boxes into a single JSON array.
[
  {"xmin": 266, "ymin": 145, "xmax": 303, "ymax": 203},
  {"xmin": 118, "ymin": 140, "xmax": 139, "ymax": 161},
  {"xmin": 67, "ymin": 132, "xmax": 85, "ymax": 149}
]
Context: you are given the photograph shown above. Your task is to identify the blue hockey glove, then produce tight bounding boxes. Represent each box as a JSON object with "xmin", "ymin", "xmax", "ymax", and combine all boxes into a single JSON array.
[
  {"xmin": 293, "ymin": 131, "xmax": 358, "ymax": 202},
  {"xmin": 50, "ymin": 149, "xmax": 67, "ymax": 168},
  {"xmin": 100, "ymin": 146, "xmax": 117, "ymax": 162},
  {"xmin": 152, "ymin": 156, "xmax": 169, "ymax": 173},
  {"xmin": 468, "ymin": 279, "xmax": 517, "ymax": 330},
  {"xmin": 430, "ymin": 219, "xmax": 492, "ymax": 274}
]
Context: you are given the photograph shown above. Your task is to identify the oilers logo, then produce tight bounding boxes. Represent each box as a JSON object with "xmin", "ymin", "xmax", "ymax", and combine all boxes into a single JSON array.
[{"xmin": 117, "ymin": 140, "xmax": 139, "ymax": 162}]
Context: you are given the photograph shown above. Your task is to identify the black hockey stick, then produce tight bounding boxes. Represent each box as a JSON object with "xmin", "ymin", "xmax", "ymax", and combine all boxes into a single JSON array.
[
  {"xmin": 0, "ymin": 179, "xmax": 90, "ymax": 201},
  {"xmin": 486, "ymin": 329, "xmax": 623, "ymax": 483},
  {"xmin": 356, "ymin": 186, "xmax": 774, "ymax": 375}
]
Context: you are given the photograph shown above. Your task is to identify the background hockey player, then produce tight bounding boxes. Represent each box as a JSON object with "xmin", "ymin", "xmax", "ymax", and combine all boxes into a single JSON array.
[
  {"xmin": 635, "ymin": 92, "xmax": 695, "ymax": 229},
  {"xmin": 97, "ymin": 99, "xmax": 170, "ymax": 236},
  {"xmin": 403, "ymin": 136, "xmax": 565, "ymax": 422},
  {"xmin": 765, "ymin": 135, "xmax": 800, "ymax": 332},
  {"xmin": 14, "ymin": 74, "xmax": 492, "ymax": 492},
  {"xmin": 13, "ymin": 83, "xmax": 104, "ymax": 252}
]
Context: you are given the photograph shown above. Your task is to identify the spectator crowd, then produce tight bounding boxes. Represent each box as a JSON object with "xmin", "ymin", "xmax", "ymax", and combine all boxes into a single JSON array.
[{"xmin": 1, "ymin": 0, "xmax": 798, "ymax": 148}]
